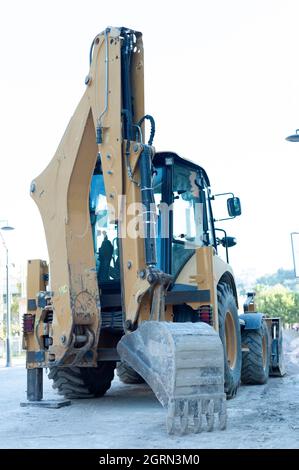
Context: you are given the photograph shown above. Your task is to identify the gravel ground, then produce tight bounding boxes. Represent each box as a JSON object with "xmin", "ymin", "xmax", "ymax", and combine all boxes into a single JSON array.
[{"xmin": 0, "ymin": 330, "xmax": 299, "ymax": 449}]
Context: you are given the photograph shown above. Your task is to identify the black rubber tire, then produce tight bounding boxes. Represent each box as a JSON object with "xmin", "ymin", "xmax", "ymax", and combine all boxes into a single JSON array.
[
  {"xmin": 116, "ymin": 361, "xmax": 145, "ymax": 384},
  {"xmin": 241, "ymin": 320, "xmax": 270, "ymax": 385},
  {"xmin": 218, "ymin": 282, "xmax": 242, "ymax": 399},
  {"xmin": 48, "ymin": 362, "xmax": 116, "ymax": 398}
]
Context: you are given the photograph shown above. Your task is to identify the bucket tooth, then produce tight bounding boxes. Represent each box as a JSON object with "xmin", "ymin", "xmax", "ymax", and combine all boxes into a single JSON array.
[
  {"xmin": 206, "ymin": 400, "xmax": 215, "ymax": 431},
  {"xmin": 166, "ymin": 400, "xmax": 176, "ymax": 435},
  {"xmin": 180, "ymin": 400, "xmax": 189, "ymax": 435},
  {"xmin": 117, "ymin": 321, "xmax": 227, "ymax": 434},
  {"xmin": 218, "ymin": 397, "xmax": 227, "ymax": 430},
  {"xmin": 193, "ymin": 400, "xmax": 203, "ymax": 433}
]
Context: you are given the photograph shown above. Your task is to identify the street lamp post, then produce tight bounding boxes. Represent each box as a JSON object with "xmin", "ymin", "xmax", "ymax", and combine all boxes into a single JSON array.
[
  {"xmin": 0, "ymin": 225, "xmax": 15, "ymax": 367},
  {"xmin": 290, "ymin": 232, "xmax": 299, "ymax": 280},
  {"xmin": 285, "ymin": 133, "xmax": 299, "ymax": 287}
]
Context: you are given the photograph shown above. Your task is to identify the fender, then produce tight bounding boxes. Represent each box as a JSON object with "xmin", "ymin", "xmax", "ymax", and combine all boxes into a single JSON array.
[{"xmin": 239, "ymin": 312, "xmax": 263, "ymax": 330}]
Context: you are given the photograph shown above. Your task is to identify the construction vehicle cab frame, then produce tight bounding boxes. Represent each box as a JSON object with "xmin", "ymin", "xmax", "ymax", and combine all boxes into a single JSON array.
[{"xmin": 23, "ymin": 27, "xmax": 284, "ymax": 435}]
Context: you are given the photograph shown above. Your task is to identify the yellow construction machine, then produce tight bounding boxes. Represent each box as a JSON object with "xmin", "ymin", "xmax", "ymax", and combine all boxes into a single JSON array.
[{"xmin": 23, "ymin": 27, "xmax": 284, "ymax": 434}]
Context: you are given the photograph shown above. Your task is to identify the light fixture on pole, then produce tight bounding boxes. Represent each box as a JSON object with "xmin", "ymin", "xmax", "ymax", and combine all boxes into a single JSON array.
[
  {"xmin": 285, "ymin": 129, "xmax": 299, "ymax": 142},
  {"xmin": 0, "ymin": 224, "xmax": 15, "ymax": 367}
]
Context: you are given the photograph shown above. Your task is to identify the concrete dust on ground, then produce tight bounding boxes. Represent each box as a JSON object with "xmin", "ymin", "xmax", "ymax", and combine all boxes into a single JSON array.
[{"xmin": 0, "ymin": 330, "xmax": 299, "ymax": 449}]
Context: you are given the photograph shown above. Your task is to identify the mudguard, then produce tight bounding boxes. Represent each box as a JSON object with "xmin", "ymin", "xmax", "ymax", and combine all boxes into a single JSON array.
[{"xmin": 239, "ymin": 313, "xmax": 263, "ymax": 330}]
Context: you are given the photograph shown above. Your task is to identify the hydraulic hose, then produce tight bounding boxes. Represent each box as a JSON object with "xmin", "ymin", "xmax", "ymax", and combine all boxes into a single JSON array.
[{"xmin": 137, "ymin": 115, "xmax": 156, "ymax": 146}]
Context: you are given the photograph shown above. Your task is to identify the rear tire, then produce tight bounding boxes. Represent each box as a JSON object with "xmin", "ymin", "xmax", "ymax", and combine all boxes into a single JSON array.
[
  {"xmin": 48, "ymin": 362, "xmax": 116, "ymax": 398},
  {"xmin": 218, "ymin": 282, "xmax": 242, "ymax": 399},
  {"xmin": 116, "ymin": 361, "xmax": 145, "ymax": 384},
  {"xmin": 241, "ymin": 320, "xmax": 270, "ymax": 385}
]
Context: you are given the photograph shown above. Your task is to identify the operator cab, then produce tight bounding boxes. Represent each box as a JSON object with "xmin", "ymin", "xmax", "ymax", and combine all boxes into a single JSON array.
[
  {"xmin": 89, "ymin": 151, "xmax": 240, "ymax": 288},
  {"xmin": 89, "ymin": 151, "xmax": 217, "ymax": 287},
  {"xmin": 153, "ymin": 151, "xmax": 216, "ymax": 279}
]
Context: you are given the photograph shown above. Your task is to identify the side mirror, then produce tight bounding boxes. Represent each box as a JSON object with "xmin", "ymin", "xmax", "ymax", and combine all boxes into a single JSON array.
[
  {"xmin": 220, "ymin": 236, "xmax": 237, "ymax": 248},
  {"xmin": 227, "ymin": 197, "xmax": 241, "ymax": 217}
]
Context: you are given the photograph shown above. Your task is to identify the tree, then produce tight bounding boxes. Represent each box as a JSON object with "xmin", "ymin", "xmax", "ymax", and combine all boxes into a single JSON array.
[
  {"xmin": 256, "ymin": 268, "xmax": 296, "ymax": 290},
  {"xmin": 255, "ymin": 284, "xmax": 299, "ymax": 326},
  {"xmin": 1, "ymin": 282, "xmax": 22, "ymax": 337},
  {"xmin": 11, "ymin": 291, "xmax": 21, "ymax": 336}
]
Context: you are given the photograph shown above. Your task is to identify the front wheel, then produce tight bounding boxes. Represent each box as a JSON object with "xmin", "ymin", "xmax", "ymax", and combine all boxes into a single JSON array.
[
  {"xmin": 241, "ymin": 320, "xmax": 270, "ymax": 385},
  {"xmin": 218, "ymin": 282, "xmax": 242, "ymax": 399}
]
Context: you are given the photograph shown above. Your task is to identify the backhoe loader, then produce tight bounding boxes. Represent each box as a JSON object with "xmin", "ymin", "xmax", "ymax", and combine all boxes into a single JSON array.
[{"xmin": 23, "ymin": 27, "xmax": 284, "ymax": 435}]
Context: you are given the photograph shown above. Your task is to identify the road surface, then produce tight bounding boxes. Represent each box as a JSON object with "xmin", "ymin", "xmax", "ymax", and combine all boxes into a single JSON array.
[{"xmin": 0, "ymin": 330, "xmax": 299, "ymax": 448}]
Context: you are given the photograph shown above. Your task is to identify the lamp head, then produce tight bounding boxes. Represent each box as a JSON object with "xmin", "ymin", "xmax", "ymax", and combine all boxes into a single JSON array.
[
  {"xmin": 0, "ymin": 226, "xmax": 15, "ymax": 231},
  {"xmin": 286, "ymin": 129, "xmax": 299, "ymax": 142}
]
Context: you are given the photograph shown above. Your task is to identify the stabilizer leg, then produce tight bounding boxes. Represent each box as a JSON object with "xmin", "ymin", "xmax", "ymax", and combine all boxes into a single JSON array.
[
  {"xmin": 20, "ymin": 368, "xmax": 71, "ymax": 409},
  {"xmin": 27, "ymin": 368, "xmax": 43, "ymax": 401}
]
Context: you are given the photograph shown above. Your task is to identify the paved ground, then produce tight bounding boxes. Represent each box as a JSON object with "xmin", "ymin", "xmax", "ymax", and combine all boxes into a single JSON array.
[
  {"xmin": 0, "ymin": 330, "xmax": 299, "ymax": 449},
  {"xmin": 0, "ymin": 355, "xmax": 25, "ymax": 368}
]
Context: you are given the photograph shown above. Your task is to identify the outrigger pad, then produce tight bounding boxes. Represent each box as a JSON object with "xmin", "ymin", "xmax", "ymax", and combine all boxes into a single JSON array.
[
  {"xmin": 20, "ymin": 399, "xmax": 71, "ymax": 409},
  {"xmin": 117, "ymin": 321, "xmax": 227, "ymax": 434}
]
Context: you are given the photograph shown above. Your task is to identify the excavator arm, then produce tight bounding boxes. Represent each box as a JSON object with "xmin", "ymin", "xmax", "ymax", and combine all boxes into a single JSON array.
[{"xmin": 30, "ymin": 28, "xmax": 153, "ymax": 365}]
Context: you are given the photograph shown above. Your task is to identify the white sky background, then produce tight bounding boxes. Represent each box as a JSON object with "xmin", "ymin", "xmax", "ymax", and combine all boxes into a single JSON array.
[{"xmin": 1, "ymin": 0, "xmax": 299, "ymax": 281}]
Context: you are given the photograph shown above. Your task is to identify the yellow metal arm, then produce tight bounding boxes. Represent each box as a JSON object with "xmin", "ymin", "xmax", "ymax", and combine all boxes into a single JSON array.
[{"xmin": 30, "ymin": 28, "xmax": 148, "ymax": 364}]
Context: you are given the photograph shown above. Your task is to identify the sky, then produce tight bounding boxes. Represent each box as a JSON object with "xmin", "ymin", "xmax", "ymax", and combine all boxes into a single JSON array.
[{"xmin": 1, "ymin": 0, "xmax": 299, "ymax": 284}]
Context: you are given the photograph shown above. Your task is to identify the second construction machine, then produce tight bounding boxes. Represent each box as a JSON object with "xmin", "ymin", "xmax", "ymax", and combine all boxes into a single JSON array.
[{"xmin": 23, "ymin": 27, "xmax": 284, "ymax": 435}]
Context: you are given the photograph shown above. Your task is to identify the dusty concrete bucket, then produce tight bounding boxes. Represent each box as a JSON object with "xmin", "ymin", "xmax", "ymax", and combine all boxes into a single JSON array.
[{"xmin": 117, "ymin": 321, "xmax": 227, "ymax": 434}]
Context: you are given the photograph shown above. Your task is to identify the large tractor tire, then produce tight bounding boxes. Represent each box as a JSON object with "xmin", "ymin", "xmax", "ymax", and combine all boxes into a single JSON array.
[
  {"xmin": 218, "ymin": 282, "xmax": 242, "ymax": 399},
  {"xmin": 48, "ymin": 362, "xmax": 116, "ymax": 399},
  {"xmin": 116, "ymin": 361, "xmax": 145, "ymax": 384},
  {"xmin": 241, "ymin": 320, "xmax": 270, "ymax": 385}
]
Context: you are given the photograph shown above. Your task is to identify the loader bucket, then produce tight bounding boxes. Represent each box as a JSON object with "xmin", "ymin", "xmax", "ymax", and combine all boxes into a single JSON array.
[
  {"xmin": 117, "ymin": 321, "xmax": 227, "ymax": 434},
  {"xmin": 265, "ymin": 318, "xmax": 285, "ymax": 377}
]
